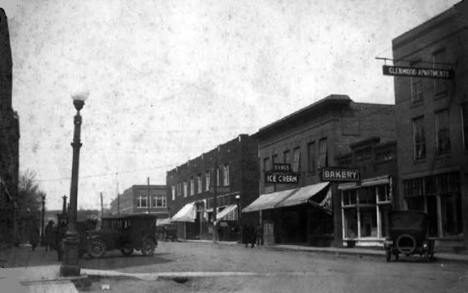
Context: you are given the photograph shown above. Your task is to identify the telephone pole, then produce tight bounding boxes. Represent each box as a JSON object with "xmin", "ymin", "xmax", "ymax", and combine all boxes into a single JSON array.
[
  {"xmin": 212, "ymin": 146, "xmax": 219, "ymax": 243},
  {"xmin": 147, "ymin": 177, "xmax": 151, "ymax": 214}
]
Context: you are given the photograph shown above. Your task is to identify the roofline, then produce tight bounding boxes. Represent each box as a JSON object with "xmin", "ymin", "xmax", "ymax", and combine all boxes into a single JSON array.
[{"xmin": 254, "ymin": 94, "xmax": 352, "ymax": 137}]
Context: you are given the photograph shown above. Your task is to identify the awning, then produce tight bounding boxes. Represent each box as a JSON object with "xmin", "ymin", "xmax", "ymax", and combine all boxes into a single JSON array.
[
  {"xmin": 171, "ymin": 202, "xmax": 196, "ymax": 222},
  {"xmin": 243, "ymin": 188, "xmax": 297, "ymax": 213},
  {"xmin": 216, "ymin": 205, "xmax": 237, "ymax": 221},
  {"xmin": 276, "ymin": 182, "xmax": 330, "ymax": 208}
]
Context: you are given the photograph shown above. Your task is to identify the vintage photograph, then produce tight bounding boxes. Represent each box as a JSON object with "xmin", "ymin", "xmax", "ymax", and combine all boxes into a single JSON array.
[{"xmin": 1, "ymin": 0, "xmax": 468, "ymax": 292}]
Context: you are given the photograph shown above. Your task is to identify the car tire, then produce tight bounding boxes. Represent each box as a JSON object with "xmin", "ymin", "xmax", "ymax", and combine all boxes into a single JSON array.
[
  {"xmin": 395, "ymin": 234, "xmax": 417, "ymax": 255},
  {"xmin": 121, "ymin": 248, "xmax": 134, "ymax": 256},
  {"xmin": 88, "ymin": 239, "xmax": 106, "ymax": 259},
  {"xmin": 141, "ymin": 238, "xmax": 156, "ymax": 256}
]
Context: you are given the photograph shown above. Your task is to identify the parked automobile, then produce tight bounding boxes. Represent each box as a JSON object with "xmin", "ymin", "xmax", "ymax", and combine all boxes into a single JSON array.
[
  {"xmin": 85, "ymin": 214, "xmax": 158, "ymax": 259},
  {"xmin": 384, "ymin": 210, "xmax": 435, "ymax": 262}
]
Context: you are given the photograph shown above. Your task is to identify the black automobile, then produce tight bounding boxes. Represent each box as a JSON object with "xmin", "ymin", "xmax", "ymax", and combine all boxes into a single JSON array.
[
  {"xmin": 384, "ymin": 210, "xmax": 435, "ymax": 262},
  {"xmin": 85, "ymin": 214, "xmax": 158, "ymax": 259}
]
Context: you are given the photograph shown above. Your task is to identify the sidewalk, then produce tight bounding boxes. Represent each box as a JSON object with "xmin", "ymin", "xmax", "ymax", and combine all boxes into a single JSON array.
[{"xmin": 2, "ymin": 241, "xmax": 468, "ymax": 292}]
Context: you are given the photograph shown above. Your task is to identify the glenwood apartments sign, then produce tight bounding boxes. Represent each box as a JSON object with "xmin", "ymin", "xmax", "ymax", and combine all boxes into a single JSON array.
[
  {"xmin": 382, "ymin": 65, "xmax": 454, "ymax": 79},
  {"xmin": 320, "ymin": 168, "xmax": 360, "ymax": 182},
  {"xmin": 265, "ymin": 164, "xmax": 300, "ymax": 184}
]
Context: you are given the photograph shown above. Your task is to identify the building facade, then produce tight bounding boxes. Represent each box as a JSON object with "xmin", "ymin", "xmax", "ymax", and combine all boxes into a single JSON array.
[
  {"xmin": 166, "ymin": 134, "xmax": 259, "ymax": 241},
  {"xmin": 0, "ymin": 9, "xmax": 20, "ymax": 248},
  {"xmin": 244, "ymin": 95, "xmax": 396, "ymax": 247},
  {"xmin": 335, "ymin": 138, "xmax": 399, "ymax": 247},
  {"xmin": 392, "ymin": 9, "xmax": 468, "ymax": 250},
  {"xmin": 109, "ymin": 185, "xmax": 169, "ymax": 219}
]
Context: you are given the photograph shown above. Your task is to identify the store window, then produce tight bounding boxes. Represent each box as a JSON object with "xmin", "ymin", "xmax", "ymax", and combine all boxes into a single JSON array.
[
  {"xmin": 435, "ymin": 109, "xmax": 451, "ymax": 155},
  {"xmin": 412, "ymin": 117, "xmax": 426, "ymax": 161}
]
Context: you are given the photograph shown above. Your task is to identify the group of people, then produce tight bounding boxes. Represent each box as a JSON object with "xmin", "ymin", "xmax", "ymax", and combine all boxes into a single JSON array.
[
  {"xmin": 28, "ymin": 220, "xmax": 67, "ymax": 260},
  {"xmin": 243, "ymin": 224, "xmax": 263, "ymax": 248}
]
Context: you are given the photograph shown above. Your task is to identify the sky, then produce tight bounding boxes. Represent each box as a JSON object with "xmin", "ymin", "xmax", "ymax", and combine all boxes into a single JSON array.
[{"xmin": 1, "ymin": 0, "xmax": 460, "ymax": 210}]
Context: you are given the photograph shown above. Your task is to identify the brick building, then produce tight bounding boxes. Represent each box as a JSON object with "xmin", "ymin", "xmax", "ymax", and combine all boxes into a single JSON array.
[
  {"xmin": 109, "ymin": 185, "xmax": 169, "ymax": 219},
  {"xmin": 0, "ymin": 9, "xmax": 20, "ymax": 248},
  {"xmin": 335, "ymin": 138, "xmax": 398, "ymax": 247},
  {"xmin": 391, "ymin": 8, "xmax": 468, "ymax": 250},
  {"xmin": 166, "ymin": 134, "xmax": 259, "ymax": 241},
  {"xmin": 243, "ymin": 95, "xmax": 396, "ymax": 247}
]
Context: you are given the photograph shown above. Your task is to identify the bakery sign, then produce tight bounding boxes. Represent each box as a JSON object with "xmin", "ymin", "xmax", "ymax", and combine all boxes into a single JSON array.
[
  {"xmin": 382, "ymin": 65, "xmax": 454, "ymax": 79},
  {"xmin": 320, "ymin": 168, "xmax": 360, "ymax": 182}
]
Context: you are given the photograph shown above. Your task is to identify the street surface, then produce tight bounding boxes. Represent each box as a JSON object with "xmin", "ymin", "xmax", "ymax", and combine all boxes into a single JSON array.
[{"xmin": 73, "ymin": 241, "xmax": 468, "ymax": 293}]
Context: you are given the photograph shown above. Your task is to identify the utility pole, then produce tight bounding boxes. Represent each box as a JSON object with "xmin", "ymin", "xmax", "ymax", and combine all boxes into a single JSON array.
[
  {"xmin": 212, "ymin": 146, "xmax": 219, "ymax": 243},
  {"xmin": 147, "ymin": 177, "xmax": 151, "ymax": 214},
  {"xmin": 100, "ymin": 192, "xmax": 103, "ymax": 218}
]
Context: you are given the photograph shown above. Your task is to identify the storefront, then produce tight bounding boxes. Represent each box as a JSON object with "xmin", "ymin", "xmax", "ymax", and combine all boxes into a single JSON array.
[
  {"xmin": 403, "ymin": 171, "xmax": 463, "ymax": 242},
  {"xmin": 339, "ymin": 175, "xmax": 393, "ymax": 247}
]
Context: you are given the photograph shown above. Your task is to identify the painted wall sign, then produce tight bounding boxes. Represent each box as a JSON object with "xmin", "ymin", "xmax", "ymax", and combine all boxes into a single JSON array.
[
  {"xmin": 382, "ymin": 65, "xmax": 454, "ymax": 79},
  {"xmin": 273, "ymin": 163, "xmax": 291, "ymax": 172},
  {"xmin": 320, "ymin": 168, "xmax": 360, "ymax": 182}
]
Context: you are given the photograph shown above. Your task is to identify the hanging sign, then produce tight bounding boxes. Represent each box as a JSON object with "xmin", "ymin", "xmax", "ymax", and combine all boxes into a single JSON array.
[{"xmin": 382, "ymin": 65, "xmax": 454, "ymax": 79}]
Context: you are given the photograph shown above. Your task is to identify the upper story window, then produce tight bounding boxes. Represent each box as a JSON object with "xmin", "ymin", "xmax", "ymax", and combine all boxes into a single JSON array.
[
  {"xmin": 216, "ymin": 167, "xmax": 220, "ymax": 187},
  {"xmin": 137, "ymin": 195, "xmax": 148, "ymax": 208},
  {"xmin": 317, "ymin": 138, "xmax": 328, "ymax": 169},
  {"xmin": 272, "ymin": 154, "xmax": 278, "ymax": 165},
  {"xmin": 190, "ymin": 177, "xmax": 195, "ymax": 196},
  {"xmin": 412, "ymin": 116, "xmax": 426, "ymax": 161},
  {"xmin": 223, "ymin": 163, "xmax": 230, "ymax": 186},
  {"xmin": 433, "ymin": 48, "xmax": 448, "ymax": 96},
  {"xmin": 197, "ymin": 174, "xmax": 202, "ymax": 194},
  {"xmin": 283, "ymin": 150, "xmax": 290, "ymax": 165},
  {"xmin": 292, "ymin": 147, "xmax": 301, "ymax": 172},
  {"xmin": 307, "ymin": 142, "xmax": 316, "ymax": 173},
  {"xmin": 435, "ymin": 109, "xmax": 450, "ymax": 155},
  {"xmin": 263, "ymin": 157, "xmax": 270, "ymax": 172},
  {"xmin": 153, "ymin": 195, "xmax": 166, "ymax": 207},
  {"xmin": 171, "ymin": 186, "xmax": 176, "ymax": 201},
  {"xmin": 410, "ymin": 60, "xmax": 423, "ymax": 105},
  {"xmin": 462, "ymin": 104, "xmax": 468, "ymax": 151},
  {"xmin": 205, "ymin": 170, "xmax": 210, "ymax": 191},
  {"xmin": 176, "ymin": 182, "xmax": 181, "ymax": 196},
  {"xmin": 183, "ymin": 180, "xmax": 188, "ymax": 197}
]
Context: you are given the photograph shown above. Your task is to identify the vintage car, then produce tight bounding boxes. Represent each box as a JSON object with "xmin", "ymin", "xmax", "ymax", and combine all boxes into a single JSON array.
[
  {"xmin": 384, "ymin": 210, "xmax": 435, "ymax": 262},
  {"xmin": 85, "ymin": 214, "xmax": 158, "ymax": 259}
]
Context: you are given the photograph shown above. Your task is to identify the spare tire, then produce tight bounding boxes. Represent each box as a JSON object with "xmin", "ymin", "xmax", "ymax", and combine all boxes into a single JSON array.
[{"xmin": 395, "ymin": 234, "xmax": 417, "ymax": 255}]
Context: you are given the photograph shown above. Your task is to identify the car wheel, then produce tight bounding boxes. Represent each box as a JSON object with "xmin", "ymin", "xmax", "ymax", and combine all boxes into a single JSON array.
[
  {"xmin": 141, "ymin": 238, "xmax": 156, "ymax": 256},
  {"xmin": 395, "ymin": 234, "xmax": 417, "ymax": 255},
  {"xmin": 121, "ymin": 248, "xmax": 134, "ymax": 256},
  {"xmin": 88, "ymin": 239, "xmax": 106, "ymax": 259}
]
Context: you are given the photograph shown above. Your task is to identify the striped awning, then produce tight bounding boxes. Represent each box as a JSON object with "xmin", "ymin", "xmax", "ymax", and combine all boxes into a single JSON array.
[
  {"xmin": 276, "ymin": 182, "xmax": 330, "ymax": 208},
  {"xmin": 242, "ymin": 188, "xmax": 297, "ymax": 213},
  {"xmin": 216, "ymin": 205, "xmax": 238, "ymax": 221},
  {"xmin": 171, "ymin": 202, "xmax": 196, "ymax": 222}
]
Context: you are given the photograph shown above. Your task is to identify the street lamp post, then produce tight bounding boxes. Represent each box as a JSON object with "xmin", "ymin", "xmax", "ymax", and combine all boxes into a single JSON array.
[
  {"xmin": 60, "ymin": 90, "xmax": 89, "ymax": 277},
  {"xmin": 41, "ymin": 195, "xmax": 46, "ymax": 245}
]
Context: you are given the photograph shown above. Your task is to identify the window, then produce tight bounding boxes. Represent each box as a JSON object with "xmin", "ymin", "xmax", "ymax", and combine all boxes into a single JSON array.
[
  {"xmin": 223, "ymin": 163, "xmax": 230, "ymax": 186},
  {"xmin": 171, "ymin": 186, "xmax": 176, "ymax": 201},
  {"xmin": 183, "ymin": 180, "xmax": 188, "ymax": 197},
  {"xmin": 153, "ymin": 195, "xmax": 166, "ymax": 207},
  {"xmin": 403, "ymin": 178, "xmax": 424, "ymax": 197},
  {"xmin": 317, "ymin": 138, "xmax": 328, "ymax": 169},
  {"xmin": 272, "ymin": 154, "xmax": 278, "ymax": 165},
  {"xmin": 307, "ymin": 142, "xmax": 316, "ymax": 173},
  {"xmin": 433, "ymin": 49, "xmax": 448, "ymax": 95},
  {"xmin": 342, "ymin": 189, "xmax": 357, "ymax": 206},
  {"xmin": 176, "ymin": 182, "xmax": 181, "ymax": 196},
  {"xmin": 412, "ymin": 117, "xmax": 426, "ymax": 160},
  {"xmin": 205, "ymin": 170, "xmax": 210, "ymax": 191},
  {"xmin": 462, "ymin": 104, "xmax": 468, "ymax": 150},
  {"xmin": 283, "ymin": 150, "xmax": 291, "ymax": 165},
  {"xmin": 137, "ymin": 195, "xmax": 148, "ymax": 208},
  {"xmin": 216, "ymin": 167, "xmax": 220, "ymax": 187},
  {"xmin": 197, "ymin": 174, "xmax": 202, "ymax": 194},
  {"xmin": 377, "ymin": 185, "xmax": 391, "ymax": 203},
  {"xmin": 435, "ymin": 109, "xmax": 450, "ymax": 155},
  {"xmin": 292, "ymin": 147, "xmax": 301, "ymax": 172},
  {"xmin": 263, "ymin": 157, "xmax": 270, "ymax": 172},
  {"xmin": 190, "ymin": 177, "xmax": 194, "ymax": 196},
  {"xmin": 411, "ymin": 78, "xmax": 424, "ymax": 104}
]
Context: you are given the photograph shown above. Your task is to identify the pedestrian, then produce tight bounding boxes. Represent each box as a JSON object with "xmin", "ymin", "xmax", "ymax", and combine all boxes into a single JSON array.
[
  {"xmin": 28, "ymin": 220, "xmax": 40, "ymax": 251},
  {"xmin": 56, "ymin": 220, "xmax": 67, "ymax": 261},
  {"xmin": 256, "ymin": 224, "xmax": 264, "ymax": 246},
  {"xmin": 44, "ymin": 220, "xmax": 56, "ymax": 251},
  {"xmin": 248, "ymin": 224, "xmax": 256, "ymax": 248},
  {"xmin": 242, "ymin": 224, "xmax": 250, "ymax": 248}
]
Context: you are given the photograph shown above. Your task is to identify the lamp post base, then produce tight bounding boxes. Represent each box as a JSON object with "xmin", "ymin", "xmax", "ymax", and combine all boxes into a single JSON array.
[{"xmin": 59, "ymin": 233, "xmax": 81, "ymax": 277}]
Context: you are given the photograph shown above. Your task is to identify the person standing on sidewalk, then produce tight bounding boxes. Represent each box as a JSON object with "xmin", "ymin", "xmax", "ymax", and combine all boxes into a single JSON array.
[
  {"xmin": 44, "ymin": 220, "xmax": 55, "ymax": 251},
  {"xmin": 256, "ymin": 224, "xmax": 263, "ymax": 246}
]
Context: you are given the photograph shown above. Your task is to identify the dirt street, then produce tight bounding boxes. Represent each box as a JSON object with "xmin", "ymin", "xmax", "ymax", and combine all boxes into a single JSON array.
[{"xmin": 74, "ymin": 241, "xmax": 468, "ymax": 293}]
